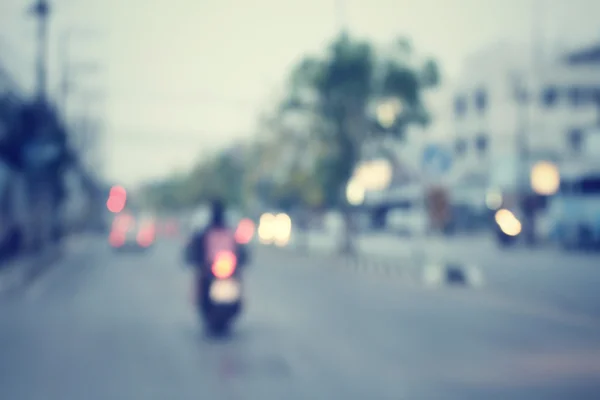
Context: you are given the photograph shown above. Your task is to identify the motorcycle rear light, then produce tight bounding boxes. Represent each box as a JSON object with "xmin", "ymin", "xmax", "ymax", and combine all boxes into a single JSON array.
[
  {"xmin": 109, "ymin": 231, "xmax": 125, "ymax": 247},
  {"xmin": 137, "ymin": 228, "xmax": 155, "ymax": 247},
  {"xmin": 211, "ymin": 251, "xmax": 237, "ymax": 279}
]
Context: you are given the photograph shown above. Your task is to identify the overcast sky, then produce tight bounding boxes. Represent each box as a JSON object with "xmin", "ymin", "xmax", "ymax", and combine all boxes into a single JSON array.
[{"xmin": 1, "ymin": 0, "xmax": 599, "ymax": 185}]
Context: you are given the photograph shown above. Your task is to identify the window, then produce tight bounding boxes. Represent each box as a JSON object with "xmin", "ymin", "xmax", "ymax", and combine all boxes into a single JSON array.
[
  {"xmin": 393, "ymin": 200, "xmax": 415, "ymax": 210},
  {"xmin": 567, "ymin": 87, "xmax": 594, "ymax": 107},
  {"xmin": 580, "ymin": 177, "xmax": 600, "ymax": 194},
  {"xmin": 475, "ymin": 134, "xmax": 488, "ymax": 155},
  {"xmin": 567, "ymin": 128, "xmax": 583, "ymax": 152},
  {"xmin": 454, "ymin": 96, "xmax": 466, "ymax": 118},
  {"xmin": 455, "ymin": 138, "xmax": 467, "ymax": 156},
  {"xmin": 559, "ymin": 180, "xmax": 572, "ymax": 194},
  {"xmin": 475, "ymin": 89, "xmax": 487, "ymax": 113},
  {"xmin": 514, "ymin": 85, "xmax": 529, "ymax": 103},
  {"xmin": 593, "ymin": 88, "xmax": 600, "ymax": 104},
  {"xmin": 541, "ymin": 86, "xmax": 558, "ymax": 107},
  {"xmin": 568, "ymin": 87, "xmax": 581, "ymax": 106}
]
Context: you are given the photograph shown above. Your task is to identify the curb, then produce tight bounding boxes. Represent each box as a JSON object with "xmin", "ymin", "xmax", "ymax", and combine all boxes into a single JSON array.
[
  {"xmin": 340, "ymin": 255, "xmax": 416, "ymax": 281},
  {"xmin": 264, "ymin": 244, "xmax": 484, "ymax": 288},
  {"xmin": 0, "ymin": 233, "xmax": 93, "ymax": 295},
  {"xmin": 0, "ymin": 247, "xmax": 62, "ymax": 295},
  {"xmin": 420, "ymin": 262, "xmax": 484, "ymax": 288},
  {"xmin": 339, "ymin": 256, "xmax": 483, "ymax": 288}
]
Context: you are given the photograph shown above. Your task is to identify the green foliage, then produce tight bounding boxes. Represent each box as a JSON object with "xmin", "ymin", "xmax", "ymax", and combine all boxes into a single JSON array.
[
  {"xmin": 140, "ymin": 33, "xmax": 440, "ymax": 213},
  {"xmin": 140, "ymin": 146, "xmax": 251, "ymax": 211},
  {"xmin": 274, "ymin": 33, "xmax": 440, "ymax": 209}
]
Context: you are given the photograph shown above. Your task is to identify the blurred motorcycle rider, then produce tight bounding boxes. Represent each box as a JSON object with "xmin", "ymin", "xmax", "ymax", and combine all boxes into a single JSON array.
[{"xmin": 184, "ymin": 198, "xmax": 249, "ymax": 313}]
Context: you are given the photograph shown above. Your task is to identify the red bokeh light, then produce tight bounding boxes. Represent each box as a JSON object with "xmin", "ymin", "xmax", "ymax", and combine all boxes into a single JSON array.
[
  {"xmin": 110, "ymin": 185, "xmax": 127, "ymax": 199},
  {"xmin": 235, "ymin": 218, "xmax": 255, "ymax": 244},
  {"xmin": 109, "ymin": 230, "xmax": 125, "ymax": 247},
  {"xmin": 107, "ymin": 186, "xmax": 127, "ymax": 213},
  {"xmin": 211, "ymin": 251, "xmax": 237, "ymax": 279},
  {"xmin": 106, "ymin": 196, "xmax": 125, "ymax": 213},
  {"xmin": 136, "ymin": 225, "xmax": 155, "ymax": 247}
]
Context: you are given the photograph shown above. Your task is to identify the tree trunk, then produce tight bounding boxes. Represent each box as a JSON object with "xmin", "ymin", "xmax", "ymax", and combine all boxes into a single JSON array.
[
  {"xmin": 340, "ymin": 208, "xmax": 356, "ymax": 255},
  {"xmin": 295, "ymin": 207, "xmax": 309, "ymax": 251}
]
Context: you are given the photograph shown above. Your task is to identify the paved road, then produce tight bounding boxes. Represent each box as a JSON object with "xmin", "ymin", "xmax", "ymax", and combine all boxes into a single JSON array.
[
  {"xmin": 290, "ymin": 230, "xmax": 600, "ymax": 318},
  {"xmin": 359, "ymin": 233, "xmax": 600, "ymax": 318},
  {"xmin": 1, "ymin": 237, "xmax": 600, "ymax": 399}
]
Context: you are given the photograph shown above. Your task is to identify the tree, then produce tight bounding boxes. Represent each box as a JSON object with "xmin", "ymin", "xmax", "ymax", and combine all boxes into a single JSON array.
[
  {"xmin": 277, "ymin": 33, "xmax": 440, "ymax": 253},
  {"xmin": 141, "ymin": 143, "xmax": 255, "ymax": 212}
]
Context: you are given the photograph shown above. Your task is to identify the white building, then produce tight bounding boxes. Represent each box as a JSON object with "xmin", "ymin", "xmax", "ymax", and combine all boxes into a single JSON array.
[
  {"xmin": 445, "ymin": 40, "xmax": 600, "ymax": 191},
  {"xmin": 361, "ymin": 38, "xmax": 600, "ymax": 229}
]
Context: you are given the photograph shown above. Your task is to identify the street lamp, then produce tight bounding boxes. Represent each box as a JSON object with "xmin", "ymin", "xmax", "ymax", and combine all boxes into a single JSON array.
[
  {"xmin": 346, "ymin": 179, "xmax": 365, "ymax": 206},
  {"xmin": 354, "ymin": 159, "xmax": 393, "ymax": 191},
  {"xmin": 531, "ymin": 161, "xmax": 560, "ymax": 196},
  {"xmin": 375, "ymin": 98, "xmax": 403, "ymax": 129}
]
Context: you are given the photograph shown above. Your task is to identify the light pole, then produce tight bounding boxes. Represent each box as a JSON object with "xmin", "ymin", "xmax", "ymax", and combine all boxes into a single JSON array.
[
  {"xmin": 511, "ymin": 72, "xmax": 536, "ymax": 245},
  {"xmin": 59, "ymin": 31, "xmax": 71, "ymax": 116},
  {"xmin": 30, "ymin": 0, "xmax": 50, "ymax": 103}
]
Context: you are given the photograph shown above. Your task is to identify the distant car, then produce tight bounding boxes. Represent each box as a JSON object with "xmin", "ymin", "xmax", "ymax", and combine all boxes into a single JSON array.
[
  {"xmin": 160, "ymin": 218, "xmax": 180, "ymax": 238},
  {"xmin": 109, "ymin": 213, "xmax": 156, "ymax": 251},
  {"xmin": 386, "ymin": 206, "xmax": 428, "ymax": 237},
  {"xmin": 553, "ymin": 172, "xmax": 600, "ymax": 250},
  {"xmin": 186, "ymin": 207, "xmax": 255, "ymax": 245}
]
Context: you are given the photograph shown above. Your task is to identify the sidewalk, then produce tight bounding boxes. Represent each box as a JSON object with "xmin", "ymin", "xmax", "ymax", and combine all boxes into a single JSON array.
[
  {"xmin": 268, "ymin": 230, "xmax": 483, "ymax": 288},
  {"xmin": 357, "ymin": 232, "xmax": 497, "ymax": 262},
  {"xmin": 0, "ymin": 234, "xmax": 96, "ymax": 295},
  {"xmin": 287, "ymin": 229, "xmax": 495, "ymax": 261},
  {"xmin": 279, "ymin": 229, "xmax": 600, "ymax": 319},
  {"xmin": 0, "ymin": 245, "xmax": 62, "ymax": 293}
]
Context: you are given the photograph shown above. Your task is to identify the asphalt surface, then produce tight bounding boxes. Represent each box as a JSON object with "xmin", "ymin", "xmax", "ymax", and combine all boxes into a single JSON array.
[
  {"xmin": 292, "ymin": 230, "xmax": 600, "ymax": 318},
  {"xmin": 1, "ymin": 236, "xmax": 600, "ymax": 399},
  {"xmin": 358, "ymin": 233, "xmax": 600, "ymax": 319}
]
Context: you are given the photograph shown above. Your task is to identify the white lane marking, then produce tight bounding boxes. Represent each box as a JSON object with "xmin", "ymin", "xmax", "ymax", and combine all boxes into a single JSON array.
[
  {"xmin": 423, "ymin": 263, "xmax": 444, "ymax": 288},
  {"xmin": 466, "ymin": 264, "xmax": 484, "ymax": 288}
]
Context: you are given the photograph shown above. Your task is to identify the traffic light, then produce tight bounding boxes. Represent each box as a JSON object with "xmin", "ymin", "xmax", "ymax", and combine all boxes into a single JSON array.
[{"xmin": 107, "ymin": 185, "xmax": 127, "ymax": 213}]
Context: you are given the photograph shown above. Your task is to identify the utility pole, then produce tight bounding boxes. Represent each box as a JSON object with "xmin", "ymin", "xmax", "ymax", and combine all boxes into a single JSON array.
[
  {"xmin": 523, "ymin": 0, "xmax": 545, "ymax": 246},
  {"xmin": 59, "ymin": 31, "xmax": 70, "ymax": 117},
  {"xmin": 31, "ymin": 0, "xmax": 51, "ymax": 103},
  {"xmin": 57, "ymin": 28, "xmax": 105, "ymax": 182},
  {"xmin": 335, "ymin": 0, "xmax": 347, "ymax": 34},
  {"xmin": 22, "ymin": 0, "xmax": 53, "ymax": 252},
  {"xmin": 58, "ymin": 28, "xmax": 103, "ymax": 120}
]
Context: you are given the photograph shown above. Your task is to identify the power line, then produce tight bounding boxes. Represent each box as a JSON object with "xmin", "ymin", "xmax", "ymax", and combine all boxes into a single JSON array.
[
  {"xmin": 105, "ymin": 130, "xmax": 252, "ymax": 144},
  {"xmin": 30, "ymin": 0, "xmax": 51, "ymax": 102},
  {"xmin": 107, "ymin": 92, "xmax": 267, "ymax": 109}
]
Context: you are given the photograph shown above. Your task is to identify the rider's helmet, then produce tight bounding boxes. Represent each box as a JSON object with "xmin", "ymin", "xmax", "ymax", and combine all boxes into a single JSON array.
[{"xmin": 209, "ymin": 197, "xmax": 226, "ymax": 227}]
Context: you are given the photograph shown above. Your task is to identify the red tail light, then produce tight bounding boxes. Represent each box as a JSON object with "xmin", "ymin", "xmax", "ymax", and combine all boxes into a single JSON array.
[
  {"xmin": 109, "ymin": 230, "xmax": 125, "ymax": 247},
  {"xmin": 137, "ymin": 226, "xmax": 155, "ymax": 247},
  {"xmin": 211, "ymin": 251, "xmax": 237, "ymax": 279},
  {"xmin": 235, "ymin": 218, "xmax": 255, "ymax": 244}
]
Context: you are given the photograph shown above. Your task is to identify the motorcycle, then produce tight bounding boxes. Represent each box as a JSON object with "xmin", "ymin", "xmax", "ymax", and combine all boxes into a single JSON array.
[{"xmin": 197, "ymin": 250, "xmax": 242, "ymax": 335}]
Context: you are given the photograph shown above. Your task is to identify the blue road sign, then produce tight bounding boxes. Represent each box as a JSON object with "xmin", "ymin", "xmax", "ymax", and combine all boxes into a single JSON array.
[{"xmin": 422, "ymin": 144, "xmax": 452, "ymax": 177}]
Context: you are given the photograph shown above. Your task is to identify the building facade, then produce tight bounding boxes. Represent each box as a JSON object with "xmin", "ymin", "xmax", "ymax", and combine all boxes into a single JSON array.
[
  {"xmin": 447, "ymin": 40, "xmax": 600, "ymax": 190},
  {"xmin": 360, "ymin": 38, "xmax": 600, "ymax": 231}
]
